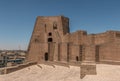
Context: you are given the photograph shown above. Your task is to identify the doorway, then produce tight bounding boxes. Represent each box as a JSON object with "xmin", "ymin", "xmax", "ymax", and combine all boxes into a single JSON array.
[
  {"xmin": 44, "ymin": 53, "xmax": 48, "ymax": 61},
  {"xmin": 76, "ymin": 56, "xmax": 79, "ymax": 61}
]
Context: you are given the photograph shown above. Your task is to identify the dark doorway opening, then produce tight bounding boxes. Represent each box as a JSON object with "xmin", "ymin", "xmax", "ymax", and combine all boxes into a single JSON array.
[
  {"xmin": 48, "ymin": 38, "xmax": 53, "ymax": 42},
  {"xmin": 44, "ymin": 53, "xmax": 48, "ymax": 61},
  {"xmin": 76, "ymin": 56, "xmax": 79, "ymax": 61},
  {"xmin": 48, "ymin": 32, "xmax": 52, "ymax": 36}
]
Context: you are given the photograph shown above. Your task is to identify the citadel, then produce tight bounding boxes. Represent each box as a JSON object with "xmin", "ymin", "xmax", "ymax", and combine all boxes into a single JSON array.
[{"xmin": 27, "ymin": 15, "xmax": 120, "ymax": 64}]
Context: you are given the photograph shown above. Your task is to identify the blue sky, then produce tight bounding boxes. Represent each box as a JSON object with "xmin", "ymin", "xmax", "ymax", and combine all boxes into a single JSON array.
[{"xmin": 0, "ymin": 0, "xmax": 120, "ymax": 50}]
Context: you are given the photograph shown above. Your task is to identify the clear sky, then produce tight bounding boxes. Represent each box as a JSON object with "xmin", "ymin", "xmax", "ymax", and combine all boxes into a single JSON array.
[{"xmin": 0, "ymin": 0, "xmax": 120, "ymax": 50}]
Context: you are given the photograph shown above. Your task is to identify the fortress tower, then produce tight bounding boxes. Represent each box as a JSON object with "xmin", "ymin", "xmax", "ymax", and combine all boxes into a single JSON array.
[{"xmin": 27, "ymin": 16, "xmax": 70, "ymax": 62}]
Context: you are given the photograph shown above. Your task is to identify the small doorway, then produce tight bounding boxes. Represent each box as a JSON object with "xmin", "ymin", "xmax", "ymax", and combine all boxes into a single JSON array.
[
  {"xmin": 44, "ymin": 53, "xmax": 48, "ymax": 61},
  {"xmin": 76, "ymin": 56, "xmax": 79, "ymax": 61}
]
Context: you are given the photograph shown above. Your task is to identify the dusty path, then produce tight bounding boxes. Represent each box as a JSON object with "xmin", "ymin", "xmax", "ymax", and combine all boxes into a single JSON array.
[{"xmin": 0, "ymin": 64, "xmax": 120, "ymax": 81}]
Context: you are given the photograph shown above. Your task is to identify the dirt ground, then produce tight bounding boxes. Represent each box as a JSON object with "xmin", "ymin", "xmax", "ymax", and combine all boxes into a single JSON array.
[{"xmin": 0, "ymin": 64, "xmax": 120, "ymax": 81}]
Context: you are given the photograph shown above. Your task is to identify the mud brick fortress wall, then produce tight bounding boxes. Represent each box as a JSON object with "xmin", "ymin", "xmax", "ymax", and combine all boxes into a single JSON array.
[{"xmin": 26, "ymin": 16, "xmax": 120, "ymax": 64}]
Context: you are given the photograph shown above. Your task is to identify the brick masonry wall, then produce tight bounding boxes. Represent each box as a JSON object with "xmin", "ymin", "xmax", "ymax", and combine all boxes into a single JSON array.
[
  {"xmin": 27, "ymin": 15, "xmax": 120, "ymax": 64},
  {"xmin": 99, "ymin": 42, "xmax": 120, "ymax": 62}
]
